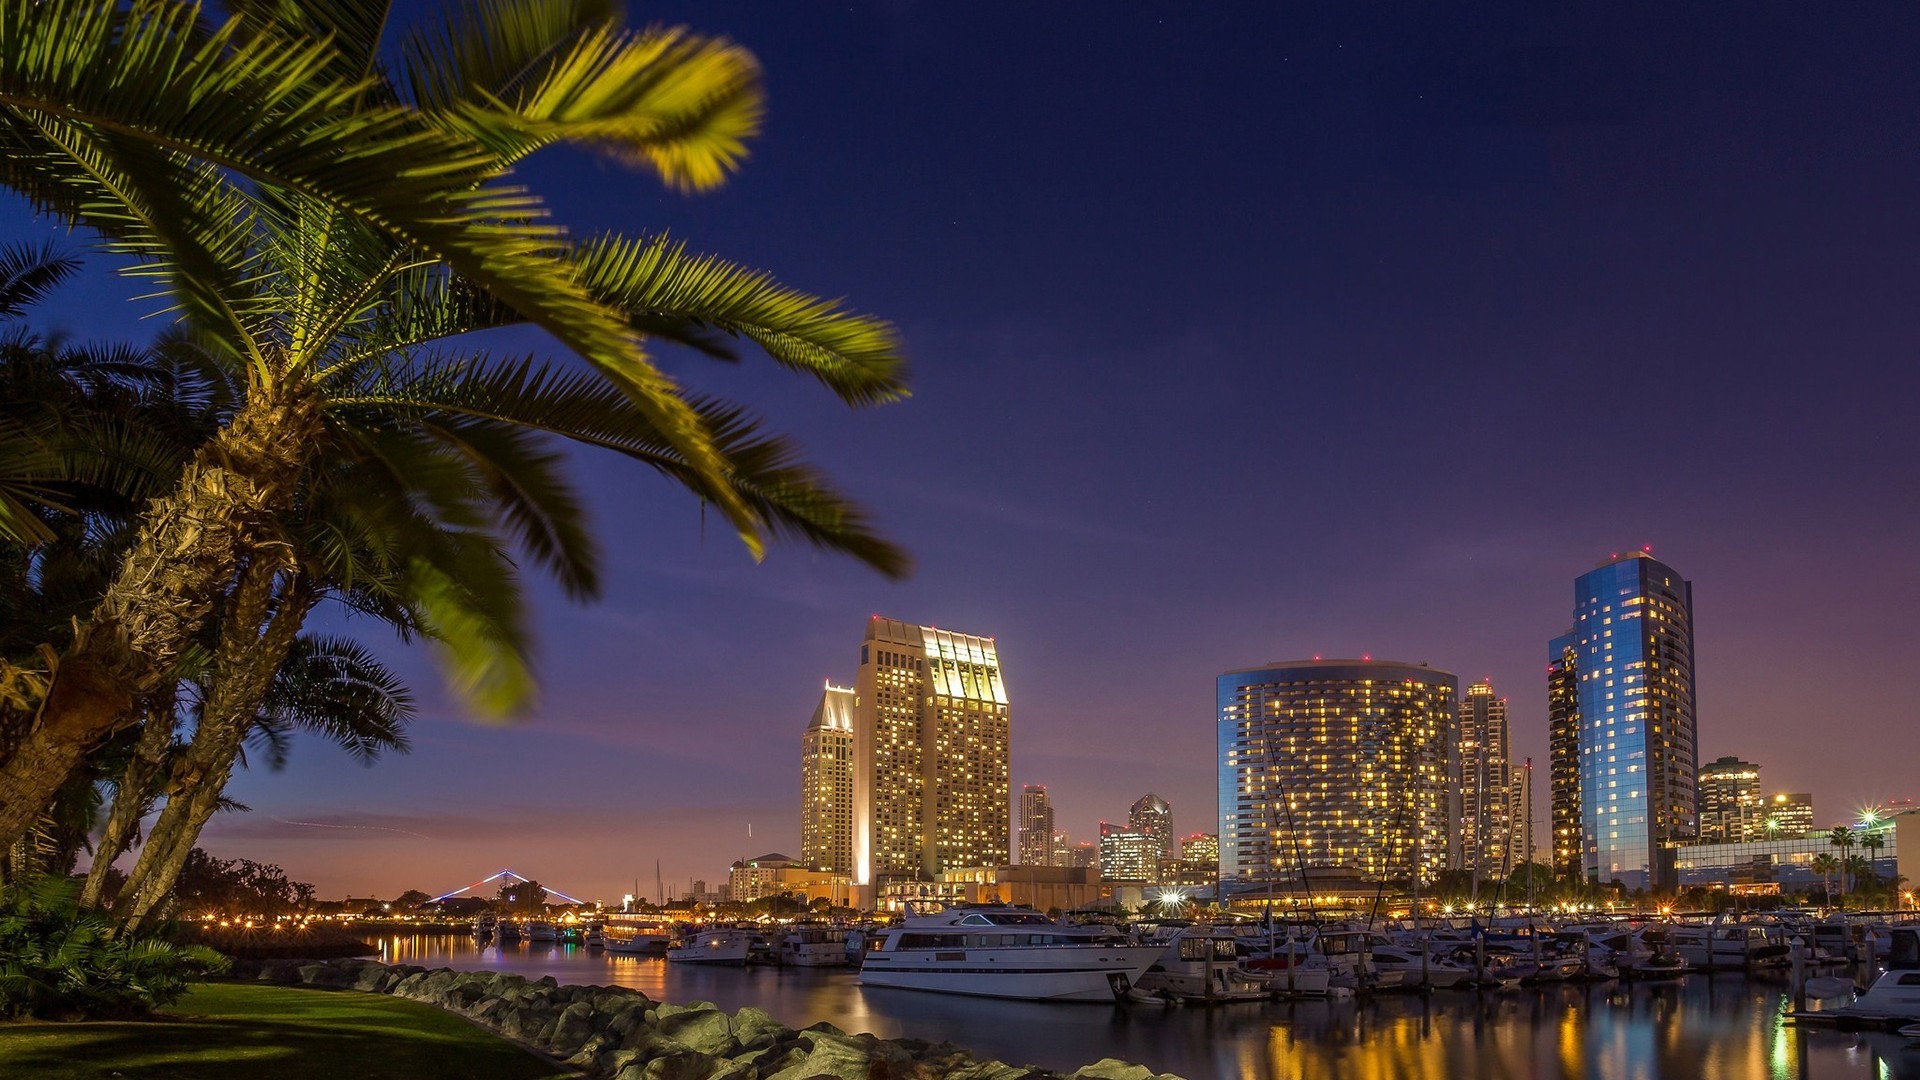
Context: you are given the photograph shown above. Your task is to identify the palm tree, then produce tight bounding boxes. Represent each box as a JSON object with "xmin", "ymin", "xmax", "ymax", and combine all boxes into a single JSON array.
[
  {"xmin": 0, "ymin": 0, "xmax": 911, "ymax": 851},
  {"xmin": 1827, "ymin": 826, "xmax": 1856, "ymax": 909},
  {"xmin": 1810, "ymin": 853, "xmax": 1838, "ymax": 905}
]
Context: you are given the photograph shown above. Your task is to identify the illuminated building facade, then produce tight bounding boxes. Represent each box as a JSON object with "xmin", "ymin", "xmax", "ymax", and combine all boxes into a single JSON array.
[
  {"xmin": 1098, "ymin": 823, "xmax": 1160, "ymax": 883},
  {"xmin": 800, "ymin": 684, "xmax": 856, "ymax": 874},
  {"xmin": 1511, "ymin": 758, "xmax": 1535, "ymax": 870},
  {"xmin": 1765, "ymin": 792, "xmax": 1815, "ymax": 838},
  {"xmin": 1217, "ymin": 659, "xmax": 1458, "ymax": 886},
  {"xmin": 1455, "ymin": 680, "xmax": 1516, "ymax": 877},
  {"xmin": 1548, "ymin": 633, "xmax": 1581, "ymax": 878},
  {"xmin": 1564, "ymin": 551, "xmax": 1699, "ymax": 891},
  {"xmin": 1129, "ymin": 793, "xmax": 1174, "ymax": 858},
  {"xmin": 852, "ymin": 617, "xmax": 1010, "ymax": 885},
  {"xmin": 1698, "ymin": 756, "xmax": 1763, "ymax": 844},
  {"xmin": 1020, "ymin": 785, "xmax": 1056, "ymax": 866},
  {"xmin": 1181, "ymin": 832, "xmax": 1220, "ymax": 865}
]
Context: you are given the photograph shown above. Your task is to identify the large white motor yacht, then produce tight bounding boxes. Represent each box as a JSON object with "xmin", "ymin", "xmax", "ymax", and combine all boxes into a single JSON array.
[{"xmin": 858, "ymin": 907, "xmax": 1163, "ymax": 1002}]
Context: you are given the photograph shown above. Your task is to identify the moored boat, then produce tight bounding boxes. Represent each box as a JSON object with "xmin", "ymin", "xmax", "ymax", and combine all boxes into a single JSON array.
[
  {"xmin": 1137, "ymin": 929, "xmax": 1274, "ymax": 1003},
  {"xmin": 858, "ymin": 906, "xmax": 1163, "ymax": 1002},
  {"xmin": 781, "ymin": 926, "xmax": 853, "ymax": 967},
  {"xmin": 667, "ymin": 927, "xmax": 756, "ymax": 965}
]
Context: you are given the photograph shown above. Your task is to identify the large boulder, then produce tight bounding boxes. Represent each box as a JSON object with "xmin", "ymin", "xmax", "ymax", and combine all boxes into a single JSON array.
[
  {"xmin": 615, "ymin": 1051, "xmax": 720, "ymax": 1080},
  {"xmin": 1070, "ymin": 1061, "xmax": 1164, "ymax": 1080},
  {"xmin": 762, "ymin": 1030, "xmax": 884, "ymax": 1080},
  {"xmin": 547, "ymin": 1001, "xmax": 597, "ymax": 1058},
  {"xmin": 625, "ymin": 1005, "xmax": 739, "ymax": 1058},
  {"xmin": 730, "ymin": 1006, "xmax": 789, "ymax": 1052}
]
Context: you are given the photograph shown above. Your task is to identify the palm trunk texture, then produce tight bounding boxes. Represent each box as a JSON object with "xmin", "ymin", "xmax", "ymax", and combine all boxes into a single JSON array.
[
  {"xmin": 79, "ymin": 707, "xmax": 176, "ymax": 908},
  {"xmin": 0, "ymin": 393, "xmax": 317, "ymax": 856},
  {"xmin": 118, "ymin": 569, "xmax": 314, "ymax": 927}
]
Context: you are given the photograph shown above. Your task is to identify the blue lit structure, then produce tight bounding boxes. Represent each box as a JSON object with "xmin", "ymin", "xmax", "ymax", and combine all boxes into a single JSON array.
[{"xmin": 1562, "ymin": 552, "xmax": 1699, "ymax": 891}]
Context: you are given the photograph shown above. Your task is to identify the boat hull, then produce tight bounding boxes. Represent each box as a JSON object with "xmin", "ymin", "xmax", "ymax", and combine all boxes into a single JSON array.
[{"xmin": 860, "ymin": 946, "xmax": 1163, "ymax": 1002}]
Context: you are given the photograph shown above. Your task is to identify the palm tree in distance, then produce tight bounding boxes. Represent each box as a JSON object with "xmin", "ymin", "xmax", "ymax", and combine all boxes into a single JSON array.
[
  {"xmin": 1809, "ymin": 853, "xmax": 1838, "ymax": 908},
  {"xmin": 0, "ymin": 0, "xmax": 911, "ymax": 852},
  {"xmin": 1827, "ymin": 826, "xmax": 1856, "ymax": 909}
]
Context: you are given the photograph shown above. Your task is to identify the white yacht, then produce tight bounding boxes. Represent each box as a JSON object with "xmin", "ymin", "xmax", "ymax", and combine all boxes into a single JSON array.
[
  {"xmin": 1831, "ymin": 928, "xmax": 1920, "ymax": 1022},
  {"xmin": 667, "ymin": 926, "xmax": 757, "ymax": 965},
  {"xmin": 603, "ymin": 914, "xmax": 674, "ymax": 956},
  {"xmin": 780, "ymin": 926, "xmax": 853, "ymax": 967},
  {"xmin": 525, "ymin": 920, "xmax": 559, "ymax": 943},
  {"xmin": 858, "ymin": 907, "xmax": 1163, "ymax": 1002}
]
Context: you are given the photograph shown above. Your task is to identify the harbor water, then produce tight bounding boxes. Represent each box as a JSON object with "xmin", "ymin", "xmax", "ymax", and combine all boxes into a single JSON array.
[{"xmin": 372, "ymin": 934, "xmax": 1918, "ymax": 1078}]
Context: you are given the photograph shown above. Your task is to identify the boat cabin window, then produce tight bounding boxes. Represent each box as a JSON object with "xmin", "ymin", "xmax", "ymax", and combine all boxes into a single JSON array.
[
  {"xmin": 1890, "ymin": 930, "xmax": 1919, "ymax": 970},
  {"xmin": 1899, "ymin": 974, "xmax": 1920, "ymax": 986}
]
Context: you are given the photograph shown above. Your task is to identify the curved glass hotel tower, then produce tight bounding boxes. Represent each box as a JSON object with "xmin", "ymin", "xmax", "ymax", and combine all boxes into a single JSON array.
[
  {"xmin": 1216, "ymin": 659, "xmax": 1458, "ymax": 888},
  {"xmin": 1553, "ymin": 552, "xmax": 1699, "ymax": 891}
]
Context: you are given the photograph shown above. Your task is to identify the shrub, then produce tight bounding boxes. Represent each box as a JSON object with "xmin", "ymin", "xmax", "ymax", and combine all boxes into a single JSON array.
[{"xmin": 0, "ymin": 876, "xmax": 228, "ymax": 1019}]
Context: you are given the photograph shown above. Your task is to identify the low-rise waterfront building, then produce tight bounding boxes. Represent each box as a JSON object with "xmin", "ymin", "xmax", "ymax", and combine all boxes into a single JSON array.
[
  {"xmin": 726, "ymin": 853, "xmax": 853, "ymax": 906},
  {"xmin": 874, "ymin": 865, "xmax": 1101, "ymax": 913},
  {"xmin": 1676, "ymin": 809, "xmax": 1910, "ymax": 894}
]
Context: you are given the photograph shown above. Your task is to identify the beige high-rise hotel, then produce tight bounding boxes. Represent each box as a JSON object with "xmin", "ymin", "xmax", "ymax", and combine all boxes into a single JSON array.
[
  {"xmin": 800, "ymin": 683, "xmax": 856, "ymax": 874},
  {"xmin": 853, "ymin": 616, "xmax": 1010, "ymax": 884}
]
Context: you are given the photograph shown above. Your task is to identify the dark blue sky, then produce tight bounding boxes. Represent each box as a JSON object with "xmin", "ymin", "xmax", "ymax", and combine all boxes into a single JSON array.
[{"xmin": 12, "ymin": 3, "xmax": 1920, "ymax": 899}]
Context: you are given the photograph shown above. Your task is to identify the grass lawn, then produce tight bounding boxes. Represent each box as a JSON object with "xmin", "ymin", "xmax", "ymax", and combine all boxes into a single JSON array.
[{"xmin": 0, "ymin": 981, "xmax": 573, "ymax": 1079}]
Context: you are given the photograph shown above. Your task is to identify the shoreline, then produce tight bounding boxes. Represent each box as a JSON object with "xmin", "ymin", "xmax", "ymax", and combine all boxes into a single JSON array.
[{"xmin": 227, "ymin": 957, "xmax": 1182, "ymax": 1080}]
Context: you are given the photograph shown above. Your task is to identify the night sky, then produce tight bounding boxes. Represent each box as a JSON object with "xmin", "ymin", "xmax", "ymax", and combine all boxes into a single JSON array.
[{"xmin": 11, "ymin": 3, "xmax": 1920, "ymax": 902}]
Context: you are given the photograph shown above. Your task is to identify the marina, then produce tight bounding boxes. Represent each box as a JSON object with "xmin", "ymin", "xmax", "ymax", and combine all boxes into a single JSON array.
[{"xmin": 371, "ymin": 930, "xmax": 1919, "ymax": 1077}]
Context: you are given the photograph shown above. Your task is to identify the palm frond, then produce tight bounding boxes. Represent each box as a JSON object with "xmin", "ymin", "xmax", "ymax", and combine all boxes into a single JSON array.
[{"xmin": 0, "ymin": 242, "xmax": 79, "ymax": 319}]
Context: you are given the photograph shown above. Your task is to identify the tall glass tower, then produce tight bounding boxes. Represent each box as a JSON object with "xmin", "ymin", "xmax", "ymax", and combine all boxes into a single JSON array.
[{"xmin": 1564, "ymin": 551, "xmax": 1699, "ymax": 890}]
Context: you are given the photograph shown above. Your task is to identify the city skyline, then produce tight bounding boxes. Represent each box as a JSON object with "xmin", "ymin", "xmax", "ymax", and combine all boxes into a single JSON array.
[{"xmin": 76, "ymin": 1, "xmax": 1912, "ymax": 900}]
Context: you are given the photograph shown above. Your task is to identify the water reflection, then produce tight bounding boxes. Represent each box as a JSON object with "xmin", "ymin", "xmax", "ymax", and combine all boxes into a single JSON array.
[{"xmin": 372, "ymin": 936, "xmax": 1919, "ymax": 1079}]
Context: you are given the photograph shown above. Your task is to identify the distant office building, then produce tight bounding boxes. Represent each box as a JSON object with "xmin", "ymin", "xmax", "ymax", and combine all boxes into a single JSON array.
[
  {"xmin": 1099, "ymin": 823, "xmax": 1160, "ymax": 883},
  {"xmin": 801, "ymin": 683, "xmax": 856, "ymax": 874},
  {"xmin": 1180, "ymin": 833, "xmax": 1220, "ymax": 866},
  {"xmin": 1129, "ymin": 793, "xmax": 1174, "ymax": 858},
  {"xmin": 853, "ymin": 617, "xmax": 1010, "ymax": 885},
  {"xmin": 1698, "ymin": 756, "xmax": 1764, "ymax": 844},
  {"xmin": 1766, "ymin": 793, "xmax": 1815, "ymax": 838},
  {"xmin": 1547, "ymin": 633, "xmax": 1582, "ymax": 878},
  {"xmin": 1068, "ymin": 841, "xmax": 1099, "ymax": 870},
  {"xmin": 1050, "ymin": 831, "xmax": 1071, "ymax": 866},
  {"xmin": 1552, "ymin": 551, "xmax": 1700, "ymax": 891},
  {"xmin": 689, "ymin": 880, "xmax": 707, "ymax": 902},
  {"xmin": 1511, "ymin": 758, "xmax": 1535, "ymax": 871},
  {"xmin": 876, "ymin": 865, "xmax": 1101, "ymax": 914},
  {"xmin": 1020, "ymin": 785, "xmax": 1057, "ymax": 866},
  {"xmin": 1456, "ymin": 680, "xmax": 1517, "ymax": 877},
  {"xmin": 1217, "ymin": 658, "xmax": 1458, "ymax": 885}
]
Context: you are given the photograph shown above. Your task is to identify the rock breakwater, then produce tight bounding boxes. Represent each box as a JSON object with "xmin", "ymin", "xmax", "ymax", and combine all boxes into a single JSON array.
[{"xmin": 226, "ymin": 958, "xmax": 1182, "ymax": 1080}]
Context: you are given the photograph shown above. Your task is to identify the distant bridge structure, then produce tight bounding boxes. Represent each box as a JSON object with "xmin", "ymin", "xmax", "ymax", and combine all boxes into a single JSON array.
[{"xmin": 428, "ymin": 869, "xmax": 587, "ymax": 907}]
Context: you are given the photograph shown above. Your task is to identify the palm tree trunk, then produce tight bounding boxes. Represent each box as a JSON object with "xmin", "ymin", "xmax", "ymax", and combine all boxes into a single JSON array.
[
  {"xmin": 117, "ymin": 568, "xmax": 315, "ymax": 929},
  {"xmin": 79, "ymin": 706, "xmax": 177, "ymax": 908},
  {"xmin": 0, "ymin": 392, "xmax": 318, "ymax": 852}
]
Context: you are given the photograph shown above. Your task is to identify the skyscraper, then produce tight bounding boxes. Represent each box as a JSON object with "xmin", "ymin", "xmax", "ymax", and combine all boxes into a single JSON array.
[
  {"xmin": 852, "ymin": 617, "xmax": 1010, "ymax": 884},
  {"xmin": 1555, "ymin": 551, "xmax": 1699, "ymax": 891},
  {"xmin": 1098, "ymin": 822, "xmax": 1159, "ymax": 882},
  {"xmin": 1217, "ymin": 659, "xmax": 1458, "ymax": 886},
  {"xmin": 1510, "ymin": 758, "xmax": 1535, "ymax": 871},
  {"xmin": 1765, "ymin": 792, "xmax": 1815, "ymax": 838},
  {"xmin": 1129, "ymin": 793, "xmax": 1174, "ymax": 859},
  {"xmin": 1698, "ymin": 756, "xmax": 1763, "ymax": 844},
  {"xmin": 1455, "ymin": 680, "xmax": 1515, "ymax": 878},
  {"xmin": 800, "ymin": 683, "xmax": 857, "ymax": 874},
  {"xmin": 1020, "ymin": 785, "xmax": 1056, "ymax": 866},
  {"xmin": 1547, "ymin": 633, "xmax": 1581, "ymax": 878}
]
